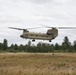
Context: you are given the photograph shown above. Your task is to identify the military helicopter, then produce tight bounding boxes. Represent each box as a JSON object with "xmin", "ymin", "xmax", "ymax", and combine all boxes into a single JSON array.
[{"xmin": 9, "ymin": 26, "xmax": 76, "ymax": 42}]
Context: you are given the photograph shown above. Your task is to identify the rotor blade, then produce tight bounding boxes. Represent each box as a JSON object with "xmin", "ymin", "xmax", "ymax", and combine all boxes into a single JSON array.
[
  {"xmin": 9, "ymin": 27, "xmax": 25, "ymax": 30},
  {"xmin": 9, "ymin": 26, "xmax": 43, "ymax": 30},
  {"xmin": 40, "ymin": 24, "xmax": 76, "ymax": 29},
  {"xmin": 27, "ymin": 27, "xmax": 43, "ymax": 30},
  {"xmin": 57, "ymin": 27, "xmax": 76, "ymax": 29},
  {"xmin": 40, "ymin": 24, "xmax": 52, "ymax": 28}
]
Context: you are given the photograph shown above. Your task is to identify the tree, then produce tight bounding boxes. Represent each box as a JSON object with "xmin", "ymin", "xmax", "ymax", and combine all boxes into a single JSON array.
[
  {"xmin": 37, "ymin": 42, "xmax": 42, "ymax": 47},
  {"xmin": 54, "ymin": 43, "xmax": 59, "ymax": 50},
  {"xmin": 37, "ymin": 42, "xmax": 42, "ymax": 52},
  {"xmin": 3, "ymin": 39, "xmax": 8, "ymax": 50},
  {"xmin": 62, "ymin": 36, "xmax": 71, "ymax": 52},
  {"xmin": 14, "ymin": 44, "xmax": 18, "ymax": 50},
  {"xmin": 19, "ymin": 44, "xmax": 25, "ymax": 51},
  {"xmin": 0, "ymin": 43, "xmax": 3, "ymax": 50},
  {"xmin": 73, "ymin": 41, "xmax": 76, "ymax": 51},
  {"xmin": 10, "ymin": 44, "xmax": 14, "ymax": 49},
  {"xmin": 27, "ymin": 41, "xmax": 31, "ymax": 46},
  {"xmin": 50, "ymin": 44, "xmax": 54, "ymax": 52}
]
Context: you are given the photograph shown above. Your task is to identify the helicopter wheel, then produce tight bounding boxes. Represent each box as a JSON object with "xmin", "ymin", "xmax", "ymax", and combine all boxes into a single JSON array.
[
  {"xmin": 49, "ymin": 40, "xmax": 51, "ymax": 42},
  {"xmin": 32, "ymin": 39, "xmax": 35, "ymax": 42}
]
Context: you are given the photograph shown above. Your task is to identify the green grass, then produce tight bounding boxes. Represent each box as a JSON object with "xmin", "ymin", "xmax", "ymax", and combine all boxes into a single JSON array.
[{"xmin": 0, "ymin": 53, "xmax": 76, "ymax": 75}]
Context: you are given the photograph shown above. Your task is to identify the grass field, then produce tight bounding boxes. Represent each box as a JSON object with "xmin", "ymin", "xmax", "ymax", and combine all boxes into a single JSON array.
[{"xmin": 0, "ymin": 53, "xmax": 76, "ymax": 75}]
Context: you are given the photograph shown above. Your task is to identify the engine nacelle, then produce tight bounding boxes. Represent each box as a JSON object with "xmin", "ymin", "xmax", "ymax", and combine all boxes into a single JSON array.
[{"xmin": 47, "ymin": 28, "xmax": 58, "ymax": 37}]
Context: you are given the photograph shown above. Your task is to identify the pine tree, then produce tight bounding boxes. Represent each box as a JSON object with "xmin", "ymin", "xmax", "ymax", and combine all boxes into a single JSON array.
[
  {"xmin": 73, "ymin": 41, "xmax": 76, "ymax": 51},
  {"xmin": 54, "ymin": 43, "xmax": 59, "ymax": 50},
  {"xmin": 0, "ymin": 43, "xmax": 3, "ymax": 50},
  {"xmin": 28, "ymin": 41, "xmax": 31, "ymax": 46},
  {"xmin": 14, "ymin": 44, "xmax": 18, "ymax": 50},
  {"xmin": 3, "ymin": 39, "xmax": 8, "ymax": 50},
  {"xmin": 62, "ymin": 36, "xmax": 71, "ymax": 52}
]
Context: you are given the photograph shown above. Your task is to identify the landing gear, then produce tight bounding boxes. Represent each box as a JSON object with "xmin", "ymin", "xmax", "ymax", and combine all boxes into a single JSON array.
[
  {"xmin": 32, "ymin": 39, "xmax": 35, "ymax": 42},
  {"xmin": 49, "ymin": 40, "xmax": 51, "ymax": 42}
]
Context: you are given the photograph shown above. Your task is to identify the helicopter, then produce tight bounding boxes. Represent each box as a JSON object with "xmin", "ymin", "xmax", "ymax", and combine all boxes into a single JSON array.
[{"xmin": 9, "ymin": 26, "xmax": 76, "ymax": 42}]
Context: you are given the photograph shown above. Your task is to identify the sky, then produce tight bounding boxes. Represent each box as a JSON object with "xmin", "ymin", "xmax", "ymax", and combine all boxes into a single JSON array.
[{"xmin": 0, "ymin": 0, "xmax": 76, "ymax": 46}]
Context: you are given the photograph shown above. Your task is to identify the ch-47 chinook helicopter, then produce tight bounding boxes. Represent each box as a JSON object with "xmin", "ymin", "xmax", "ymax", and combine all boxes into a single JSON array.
[{"xmin": 9, "ymin": 26, "xmax": 76, "ymax": 42}]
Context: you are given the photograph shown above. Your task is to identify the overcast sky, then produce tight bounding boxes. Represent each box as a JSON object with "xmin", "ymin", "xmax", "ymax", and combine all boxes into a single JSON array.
[{"xmin": 0, "ymin": 0, "xmax": 76, "ymax": 45}]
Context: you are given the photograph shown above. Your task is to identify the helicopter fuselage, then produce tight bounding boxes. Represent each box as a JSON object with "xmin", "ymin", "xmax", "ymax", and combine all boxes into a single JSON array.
[{"xmin": 20, "ymin": 28, "xmax": 58, "ymax": 42}]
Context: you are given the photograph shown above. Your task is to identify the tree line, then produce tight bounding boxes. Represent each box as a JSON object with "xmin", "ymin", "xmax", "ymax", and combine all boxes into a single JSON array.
[{"xmin": 0, "ymin": 36, "xmax": 76, "ymax": 52}]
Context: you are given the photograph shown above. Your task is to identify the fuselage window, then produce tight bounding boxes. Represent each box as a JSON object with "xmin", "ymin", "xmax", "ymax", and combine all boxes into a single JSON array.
[
  {"xmin": 41, "ymin": 35, "xmax": 43, "ymax": 37},
  {"xmin": 46, "ymin": 36, "xmax": 48, "ymax": 37},
  {"xmin": 31, "ymin": 35, "xmax": 33, "ymax": 36},
  {"xmin": 26, "ymin": 34, "xmax": 28, "ymax": 36},
  {"xmin": 42, "ymin": 35, "xmax": 44, "ymax": 37}
]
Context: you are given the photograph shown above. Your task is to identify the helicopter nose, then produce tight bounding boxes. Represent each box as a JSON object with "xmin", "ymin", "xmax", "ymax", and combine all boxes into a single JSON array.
[{"xmin": 20, "ymin": 35, "xmax": 23, "ymax": 38}]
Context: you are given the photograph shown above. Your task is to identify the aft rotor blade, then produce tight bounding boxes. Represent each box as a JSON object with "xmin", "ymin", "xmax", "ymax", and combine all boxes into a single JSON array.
[
  {"xmin": 48, "ymin": 27, "xmax": 76, "ymax": 29},
  {"xmin": 56, "ymin": 27, "xmax": 76, "ymax": 29},
  {"xmin": 40, "ymin": 25, "xmax": 76, "ymax": 29},
  {"xmin": 40, "ymin": 24, "xmax": 53, "ymax": 28}
]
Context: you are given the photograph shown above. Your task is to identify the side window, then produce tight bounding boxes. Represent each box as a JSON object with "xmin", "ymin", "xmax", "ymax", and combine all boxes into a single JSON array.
[
  {"xmin": 46, "ymin": 36, "xmax": 47, "ymax": 37},
  {"xmin": 43, "ymin": 35, "xmax": 44, "ymax": 37},
  {"xmin": 26, "ymin": 34, "xmax": 28, "ymax": 36},
  {"xmin": 31, "ymin": 35, "xmax": 33, "ymax": 36}
]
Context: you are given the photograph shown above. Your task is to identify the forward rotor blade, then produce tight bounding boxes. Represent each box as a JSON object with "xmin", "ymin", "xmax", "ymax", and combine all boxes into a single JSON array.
[
  {"xmin": 27, "ymin": 27, "xmax": 43, "ymax": 29},
  {"xmin": 9, "ymin": 27, "xmax": 25, "ymax": 30},
  {"xmin": 9, "ymin": 26, "xmax": 43, "ymax": 30}
]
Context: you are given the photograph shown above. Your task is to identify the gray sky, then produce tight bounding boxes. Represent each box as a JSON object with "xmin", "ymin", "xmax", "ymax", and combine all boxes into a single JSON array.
[{"xmin": 0, "ymin": 0, "xmax": 76, "ymax": 45}]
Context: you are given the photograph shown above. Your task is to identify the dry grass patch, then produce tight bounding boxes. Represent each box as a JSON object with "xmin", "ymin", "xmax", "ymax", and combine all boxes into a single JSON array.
[{"xmin": 0, "ymin": 53, "xmax": 76, "ymax": 75}]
